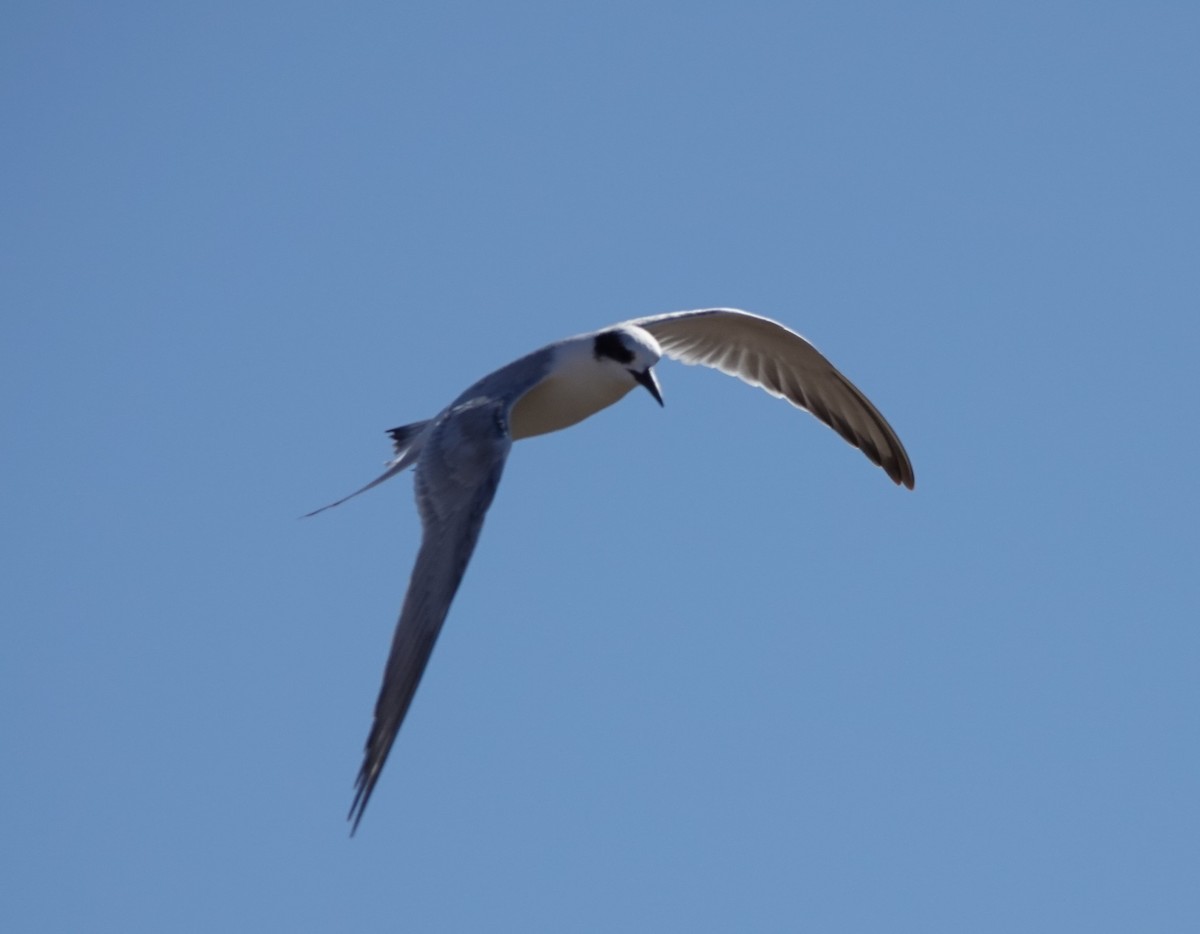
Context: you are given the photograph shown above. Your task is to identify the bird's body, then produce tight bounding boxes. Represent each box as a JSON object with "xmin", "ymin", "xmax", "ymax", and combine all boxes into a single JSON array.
[
  {"xmin": 506, "ymin": 332, "xmax": 652, "ymax": 439},
  {"xmin": 308, "ymin": 308, "xmax": 914, "ymax": 832}
]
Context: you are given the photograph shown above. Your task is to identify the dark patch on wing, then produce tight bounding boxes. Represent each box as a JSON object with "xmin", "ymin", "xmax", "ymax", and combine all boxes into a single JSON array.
[{"xmin": 593, "ymin": 330, "xmax": 635, "ymax": 364}]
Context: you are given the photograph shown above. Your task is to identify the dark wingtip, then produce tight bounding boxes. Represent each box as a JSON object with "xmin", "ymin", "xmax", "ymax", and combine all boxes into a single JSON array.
[
  {"xmin": 892, "ymin": 448, "xmax": 916, "ymax": 490},
  {"xmin": 347, "ymin": 771, "xmax": 371, "ymax": 837}
]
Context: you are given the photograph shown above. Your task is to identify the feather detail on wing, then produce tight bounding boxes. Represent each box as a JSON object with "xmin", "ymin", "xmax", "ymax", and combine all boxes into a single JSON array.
[
  {"xmin": 628, "ymin": 308, "xmax": 915, "ymax": 489},
  {"xmin": 348, "ymin": 400, "xmax": 512, "ymax": 833}
]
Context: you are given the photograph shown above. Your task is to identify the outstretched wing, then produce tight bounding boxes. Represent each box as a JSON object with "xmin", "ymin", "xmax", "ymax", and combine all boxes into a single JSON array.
[
  {"xmin": 349, "ymin": 400, "xmax": 512, "ymax": 833},
  {"xmin": 627, "ymin": 308, "xmax": 915, "ymax": 489}
]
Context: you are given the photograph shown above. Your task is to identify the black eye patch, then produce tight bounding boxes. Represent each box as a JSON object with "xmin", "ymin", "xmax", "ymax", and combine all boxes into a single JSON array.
[{"xmin": 593, "ymin": 331, "xmax": 635, "ymax": 364}]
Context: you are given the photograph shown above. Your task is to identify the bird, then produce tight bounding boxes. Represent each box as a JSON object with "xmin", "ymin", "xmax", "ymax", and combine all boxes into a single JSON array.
[{"xmin": 307, "ymin": 307, "xmax": 915, "ymax": 833}]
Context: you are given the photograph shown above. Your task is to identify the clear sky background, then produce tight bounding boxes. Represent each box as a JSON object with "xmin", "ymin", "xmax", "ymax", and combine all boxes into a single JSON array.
[{"xmin": 4, "ymin": 3, "xmax": 1198, "ymax": 932}]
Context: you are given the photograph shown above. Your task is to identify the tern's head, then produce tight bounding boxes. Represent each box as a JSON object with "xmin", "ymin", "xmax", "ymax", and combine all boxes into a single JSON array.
[{"xmin": 591, "ymin": 326, "xmax": 664, "ymax": 406}]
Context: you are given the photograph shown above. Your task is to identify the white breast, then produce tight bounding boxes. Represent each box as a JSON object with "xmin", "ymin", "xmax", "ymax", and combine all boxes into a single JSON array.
[{"xmin": 509, "ymin": 369, "xmax": 634, "ymax": 440}]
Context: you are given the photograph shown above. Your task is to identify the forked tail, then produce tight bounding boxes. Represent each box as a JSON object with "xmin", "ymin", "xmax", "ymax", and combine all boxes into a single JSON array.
[{"xmin": 303, "ymin": 419, "xmax": 432, "ymax": 517}]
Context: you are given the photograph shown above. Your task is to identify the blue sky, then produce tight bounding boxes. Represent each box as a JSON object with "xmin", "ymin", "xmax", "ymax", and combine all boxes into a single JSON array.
[{"xmin": 3, "ymin": 2, "xmax": 1198, "ymax": 931}]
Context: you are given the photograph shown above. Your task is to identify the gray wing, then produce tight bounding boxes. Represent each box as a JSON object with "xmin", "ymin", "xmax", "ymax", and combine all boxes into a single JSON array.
[
  {"xmin": 627, "ymin": 308, "xmax": 915, "ymax": 489},
  {"xmin": 349, "ymin": 399, "xmax": 512, "ymax": 833}
]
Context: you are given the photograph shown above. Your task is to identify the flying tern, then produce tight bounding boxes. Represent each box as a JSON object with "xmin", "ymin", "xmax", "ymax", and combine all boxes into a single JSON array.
[{"xmin": 307, "ymin": 307, "xmax": 915, "ymax": 832}]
